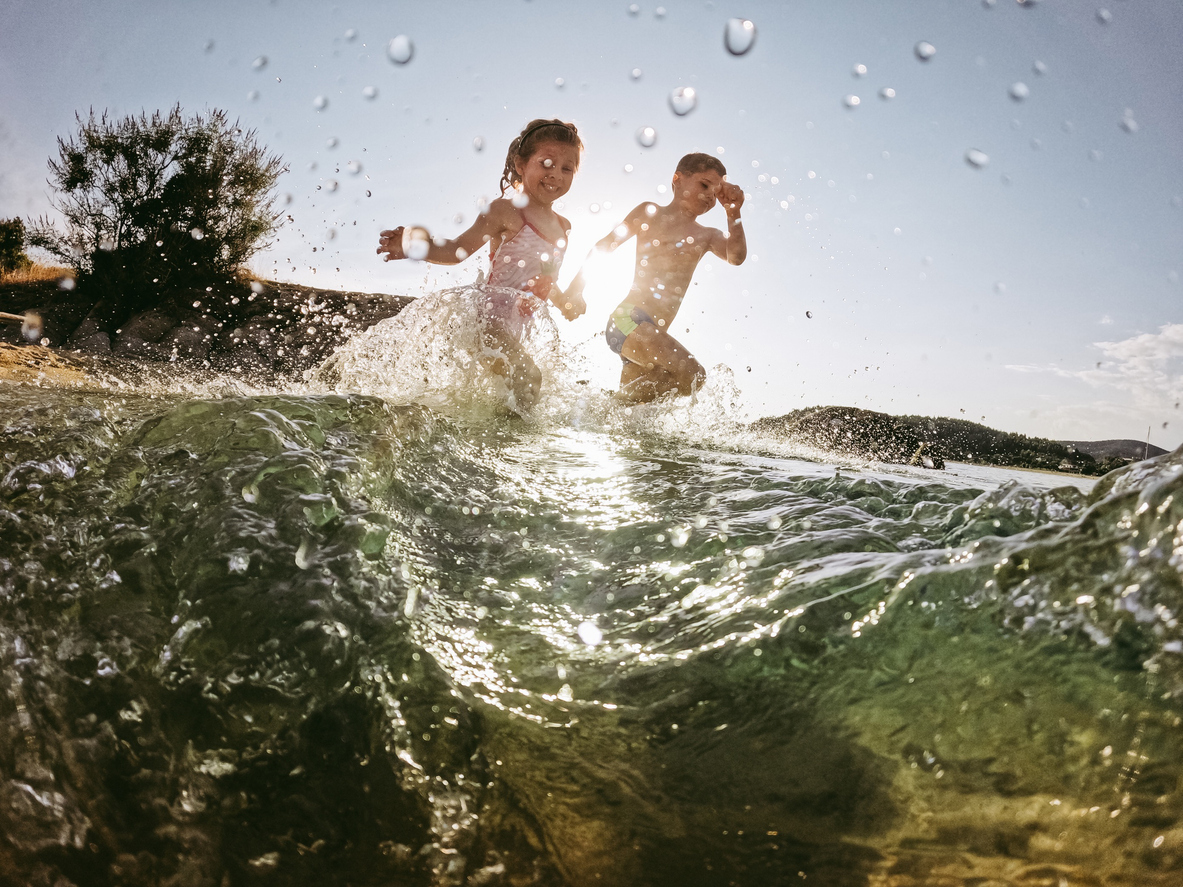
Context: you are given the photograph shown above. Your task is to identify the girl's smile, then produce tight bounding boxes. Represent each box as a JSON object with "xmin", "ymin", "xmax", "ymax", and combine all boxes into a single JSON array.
[{"xmin": 516, "ymin": 142, "xmax": 580, "ymax": 206}]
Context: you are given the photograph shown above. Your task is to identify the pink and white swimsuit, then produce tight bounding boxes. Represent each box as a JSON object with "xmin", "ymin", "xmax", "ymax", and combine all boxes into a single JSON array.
[{"xmin": 482, "ymin": 220, "xmax": 565, "ymax": 338}]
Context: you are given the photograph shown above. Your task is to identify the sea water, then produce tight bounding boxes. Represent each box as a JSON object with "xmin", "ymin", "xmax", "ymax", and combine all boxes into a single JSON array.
[{"xmin": 2, "ymin": 293, "xmax": 1182, "ymax": 886}]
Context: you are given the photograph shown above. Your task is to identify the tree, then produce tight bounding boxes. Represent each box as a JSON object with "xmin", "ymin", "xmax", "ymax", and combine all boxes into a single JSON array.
[
  {"xmin": 27, "ymin": 105, "xmax": 286, "ymax": 293},
  {"xmin": 0, "ymin": 218, "xmax": 30, "ymax": 274}
]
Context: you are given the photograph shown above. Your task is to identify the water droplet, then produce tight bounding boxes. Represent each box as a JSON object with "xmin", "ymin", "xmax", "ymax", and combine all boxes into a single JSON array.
[
  {"xmin": 58, "ymin": 277, "xmax": 75, "ymax": 291},
  {"xmin": 1033, "ymin": 60, "xmax": 1047, "ymax": 75},
  {"xmin": 326, "ymin": 136, "xmax": 339, "ymax": 148},
  {"xmin": 623, "ymin": 163, "xmax": 634, "ymax": 173},
  {"xmin": 345, "ymin": 28, "xmax": 358, "ymax": 41},
  {"xmin": 248, "ymin": 89, "xmax": 260, "ymax": 101},
  {"xmin": 402, "ymin": 226, "xmax": 430, "ymax": 260},
  {"xmin": 1096, "ymin": 8, "xmax": 1112, "ymax": 24},
  {"xmin": 1009, "ymin": 81, "xmax": 1029, "ymax": 101},
  {"xmin": 879, "ymin": 87, "xmax": 896, "ymax": 100},
  {"xmin": 982, "ymin": 0, "xmax": 996, "ymax": 7},
  {"xmin": 577, "ymin": 622, "xmax": 603, "ymax": 646},
  {"xmin": 636, "ymin": 126, "xmax": 657, "ymax": 148},
  {"xmin": 386, "ymin": 35, "xmax": 414, "ymax": 65},
  {"xmin": 554, "ymin": 77, "xmax": 565, "ymax": 89},
  {"xmin": 914, "ymin": 41, "xmax": 936, "ymax": 62},
  {"xmin": 1089, "ymin": 149, "xmax": 1103, "ymax": 162},
  {"xmin": 628, "ymin": 3, "xmax": 640, "ymax": 15},
  {"xmin": 325, "ymin": 180, "xmax": 338, "ymax": 192},
  {"xmin": 805, "ymin": 310, "xmax": 813, "ymax": 319},
  {"xmin": 203, "ymin": 39, "xmax": 215, "ymax": 53},
  {"xmin": 668, "ymin": 86, "xmax": 697, "ymax": 116},
  {"xmin": 473, "ymin": 136, "xmax": 485, "ymax": 152},
  {"xmin": 252, "ymin": 55, "xmax": 268, "ymax": 70},
  {"xmin": 589, "ymin": 203, "xmax": 601, "ymax": 213},
  {"xmin": 630, "ymin": 67, "xmax": 643, "ymax": 80},
  {"xmin": 362, "ymin": 85, "xmax": 378, "ymax": 99},
  {"xmin": 965, "ymin": 148, "xmax": 990, "ymax": 168},
  {"xmin": 724, "ymin": 18, "xmax": 757, "ymax": 56},
  {"xmin": 190, "ymin": 227, "xmax": 205, "ymax": 240},
  {"xmin": 1120, "ymin": 111, "xmax": 1138, "ymax": 133},
  {"xmin": 365, "ymin": 189, "xmax": 372, "ymax": 197},
  {"xmin": 511, "ymin": 190, "xmax": 529, "ymax": 208},
  {"xmin": 655, "ymin": 6, "xmax": 666, "ymax": 17},
  {"xmin": 347, "ymin": 160, "xmax": 362, "ymax": 174},
  {"xmin": 313, "ymin": 95, "xmax": 329, "ymax": 111},
  {"xmin": 844, "ymin": 94, "xmax": 861, "ymax": 108},
  {"xmin": 1016, "ymin": 0, "xmax": 1040, "ymax": 7},
  {"xmin": 852, "ymin": 63, "xmax": 867, "ymax": 77}
]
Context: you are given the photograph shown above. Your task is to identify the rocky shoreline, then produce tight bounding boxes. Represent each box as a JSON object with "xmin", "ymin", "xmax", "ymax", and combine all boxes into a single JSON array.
[{"xmin": 0, "ymin": 276, "xmax": 412, "ymax": 379}]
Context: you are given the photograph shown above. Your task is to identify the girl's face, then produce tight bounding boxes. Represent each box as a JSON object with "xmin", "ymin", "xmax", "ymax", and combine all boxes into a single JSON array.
[{"xmin": 515, "ymin": 141, "xmax": 579, "ymax": 207}]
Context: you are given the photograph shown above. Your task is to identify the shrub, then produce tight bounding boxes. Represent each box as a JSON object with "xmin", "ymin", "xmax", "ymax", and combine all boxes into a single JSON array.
[
  {"xmin": 27, "ymin": 105, "xmax": 286, "ymax": 293},
  {"xmin": 0, "ymin": 218, "xmax": 31, "ymax": 274}
]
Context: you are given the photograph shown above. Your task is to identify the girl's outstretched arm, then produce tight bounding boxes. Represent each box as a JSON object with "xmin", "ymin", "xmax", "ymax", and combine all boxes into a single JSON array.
[{"xmin": 377, "ymin": 200, "xmax": 516, "ymax": 265}]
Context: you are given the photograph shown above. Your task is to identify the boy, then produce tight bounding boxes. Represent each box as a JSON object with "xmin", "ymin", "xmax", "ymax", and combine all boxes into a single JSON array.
[{"xmin": 568, "ymin": 152, "xmax": 746, "ymax": 403}]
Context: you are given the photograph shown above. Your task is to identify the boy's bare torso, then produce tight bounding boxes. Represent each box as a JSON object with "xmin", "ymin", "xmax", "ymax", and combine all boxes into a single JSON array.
[{"xmin": 621, "ymin": 207, "xmax": 718, "ymax": 329}]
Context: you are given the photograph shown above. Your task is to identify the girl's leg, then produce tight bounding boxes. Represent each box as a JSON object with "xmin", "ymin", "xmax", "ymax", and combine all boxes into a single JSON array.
[
  {"xmin": 480, "ymin": 324, "xmax": 541, "ymax": 412},
  {"xmin": 619, "ymin": 322, "xmax": 705, "ymax": 403}
]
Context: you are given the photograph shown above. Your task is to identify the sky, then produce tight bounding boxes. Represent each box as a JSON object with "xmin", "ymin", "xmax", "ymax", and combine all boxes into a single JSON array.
[{"xmin": 1, "ymin": 0, "xmax": 1181, "ymax": 446}]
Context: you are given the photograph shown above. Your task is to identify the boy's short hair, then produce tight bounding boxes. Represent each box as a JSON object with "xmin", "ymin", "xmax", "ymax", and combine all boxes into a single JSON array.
[{"xmin": 675, "ymin": 152, "xmax": 727, "ymax": 177}]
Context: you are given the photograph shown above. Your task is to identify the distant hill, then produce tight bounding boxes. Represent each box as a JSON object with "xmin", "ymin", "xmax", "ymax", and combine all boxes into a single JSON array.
[
  {"xmin": 751, "ymin": 406, "xmax": 1163, "ymax": 475},
  {"xmin": 1060, "ymin": 439, "xmax": 1168, "ymax": 460}
]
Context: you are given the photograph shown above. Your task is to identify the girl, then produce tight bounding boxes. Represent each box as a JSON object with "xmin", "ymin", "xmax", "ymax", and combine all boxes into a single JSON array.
[{"xmin": 376, "ymin": 119, "xmax": 587, "ymax": 412}]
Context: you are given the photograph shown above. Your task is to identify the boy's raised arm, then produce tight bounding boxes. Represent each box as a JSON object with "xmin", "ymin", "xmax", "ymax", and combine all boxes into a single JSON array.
[
  {"xmin": 557, "ymin": 206, "xmax": 645, "ymax": 319},
  {"xmin": 710, "ymin": 182, "xmax": 747, "ymax": 265}
]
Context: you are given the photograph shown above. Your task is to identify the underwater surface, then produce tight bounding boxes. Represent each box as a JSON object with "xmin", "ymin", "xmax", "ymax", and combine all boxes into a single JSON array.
[{"xmin": 3, "ymin": 302, "xmax": 1183, "ymax": 886}]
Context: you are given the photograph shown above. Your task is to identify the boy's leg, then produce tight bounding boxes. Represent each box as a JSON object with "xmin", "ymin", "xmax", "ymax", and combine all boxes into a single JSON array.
[{"xmin": 619, "ymin": 322, "xmax": 705, "ymax": 403}]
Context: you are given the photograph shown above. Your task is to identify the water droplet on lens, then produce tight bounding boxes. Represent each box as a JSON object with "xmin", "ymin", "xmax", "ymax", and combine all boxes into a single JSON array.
[
  {"xmin": 628, "ymin": 3, "xmax": 640, "ymax": 15},
  {"xmin": 190, "ymin": 227, "xmax": 205, "ymax": 240},
  {"xmin": 347, "ymin": 160, "xmax": 362, "ymax": 174},
  {"xmin": 965, "ymin": 148, "xmax": 990, "ymax": 168},
  {"xmin": 655, "ymin": 6, "xmax": 666, "ymax": 17},
  {"xmin": 204, "ymin": 39, "xmax": 215, "ymax": 53},
  {"xmin": 387, "ymin": 34, "xmax": 414, "ymax": 64},
  {"xmin": 982, "ymin": 0, "xmax": 996, "ymax": 7},
  {"xmin": 345, "ymin": 28, "xmax": 358, "ymax": 41},
  {"xmin": 1009, "ymin": 81, "xmax": 1029, "ymax": 101},
  {"xmin": 1033, "ymin": 60, "xmax": 1047, "ymax": 75},
  {"xmin": 326, "ymin": 136, "xmax": 339, "ymax": 148},
  {"xmin": 313, "ymin": 95, "xmax": 329, "ymax": 111},
  {"xmin": 844, "ymin": 94, "xmax": 861, "ymax": 108},
  {"xmin": 805, "ymin": 310, "xmax": 813, "ymax": 318},
  {"xmin": 724, "ymin": 18, "xmax": 757, "ymax": 56},
  {"xmin": 473, "ymin": 136, "xmax": 485, "ymax": 151},
  {"xmin": 1120, "ymin": 111, "xmax": 1138, "ymax": 133},
  {"xmin": 325, "ymin": 179, "xmax": 338, "ymax": 192},
  {"xmin": 879, "ymin": 87, "xmax": 896, "ymax": 100},
  {"xmin": 669, "ymin": 87, "xmax": 697, "ymax": 116},
  {"xmin": 402, "ymin": 226, "xmax": 430, "ymax": 260},
  {"xmin": 252, "ymin": 55, "xmax": 268, "ymax": 70},
  {"xmin": 630, "ymin": 67, "xmax": 643, "ymax": 80},
  {"xmin": 1096, "ymin": 8, "xmax": 1112, "ymax": 24},
  {"xmin": 852, "ymin": 64, "xmax": 867, "ymax": 77},
  {"xmin": 554, "ymin": 77, "xmax": 565, "ymax": 89},
  {"xmin": 511, "ymin": 190, "xmax": 529, "ymax": 208},
  {"xmin": 365, "ymin": 189, "xmax": 372, "ymax": 197},
  {"xmin": 577, "ymin": 622, "xmax": 603, "ymax": 646},
  {"xmin": 589, "ymin": 203, "xmax": 600, "ymax": 213},
  {"xmin": 623, "ymin": 163, "xmax": 634, "ymax": 173},
  {"xmin": 636, "ymin": 126, "xmax": 657, "ymax": 147},
  {"xmin": 248, "ymin": 89, "xmax": 260, "ymax": 101},
  {"xmin": 362, "ymin": 85, "xmax": 378, "ymax": 99},
  {"xmin": 914, "ymin": 41, "xmax": 936, "ymax": 61}
]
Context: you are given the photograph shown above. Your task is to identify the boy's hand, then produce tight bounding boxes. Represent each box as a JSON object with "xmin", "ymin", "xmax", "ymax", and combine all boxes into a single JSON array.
[
  {"xmin": 717, "ymin": 182, "xmax": 745, "ymax": 214},
  {"xmin": 557, "ymin": 290, "xmax": 586, "ymax": 321},
  {"xmin": 377, "ymin": 227, "xmax": 406, "ymax": 261}
]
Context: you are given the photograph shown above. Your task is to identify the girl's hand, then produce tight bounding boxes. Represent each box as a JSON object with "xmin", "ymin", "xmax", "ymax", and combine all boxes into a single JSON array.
[
  {"xmin": 717, "ymin": 182, "xmax": 745, "ymax": 214},
  {"xmin": 377, "ymin": 227, "xmax": 406, "ymax": 261},
  {"xmin": 557, "ymin": 290, "xmax": 586, "ymax": 321}
]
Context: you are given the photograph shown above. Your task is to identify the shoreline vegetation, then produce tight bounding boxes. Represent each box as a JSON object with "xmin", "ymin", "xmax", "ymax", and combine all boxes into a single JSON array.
[{"xmin": 1, "ymin": 265, "xmax": 1167, "ymax": 478}]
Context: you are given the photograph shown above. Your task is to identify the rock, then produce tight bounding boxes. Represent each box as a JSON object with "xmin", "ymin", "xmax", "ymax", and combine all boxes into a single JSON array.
[
  {"xmin": 751, "ymin": 405, "xmax": 937, "ymax": 466},
  {"xmin": 160, "ymin": 324, "xmax": 211, "ymax": 360},
  {"xmin": 118, "ymin": 309, "xmax": 177, "ymax": 344}
]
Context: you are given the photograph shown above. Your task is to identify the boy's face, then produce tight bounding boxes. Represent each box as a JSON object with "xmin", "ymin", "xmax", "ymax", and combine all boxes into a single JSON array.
[{"xmin": 672, "ymin": 170, "xmax": 723, "ymax": 216}]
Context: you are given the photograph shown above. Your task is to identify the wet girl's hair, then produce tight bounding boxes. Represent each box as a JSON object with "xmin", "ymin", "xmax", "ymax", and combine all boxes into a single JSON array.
[{"xmin": 499, "ymin": 119, "xmax": 583, "ymax": 195}]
